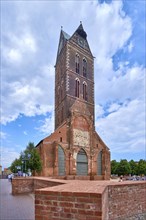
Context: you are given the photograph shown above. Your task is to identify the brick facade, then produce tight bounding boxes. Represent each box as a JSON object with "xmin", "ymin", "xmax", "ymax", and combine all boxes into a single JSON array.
[
  {"xmin": 34, "ymin": 178, "xmax": 146, "ymax": 220},
  {"xmin": 12, "ymin": 177, "xmax": 146, "ymax": 220},
  {"xmin": 36, "ymin": 24, "xmax": 110, "ymax": 180}
]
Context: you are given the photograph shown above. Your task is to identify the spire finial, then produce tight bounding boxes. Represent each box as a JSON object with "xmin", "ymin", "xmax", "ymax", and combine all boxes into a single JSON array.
[
  {"xmin": 61, "ymin": 26, "xmax": 63, "ymax": 30},
  {"xmin": 80, "ymin": 21, "xmax": 82, "ymax": 24}
]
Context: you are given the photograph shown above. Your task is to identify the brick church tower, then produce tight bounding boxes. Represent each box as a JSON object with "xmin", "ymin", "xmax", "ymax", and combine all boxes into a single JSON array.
[{"xmin": 36, "ymin": 23, "xmax": 110, "ymax": 180}]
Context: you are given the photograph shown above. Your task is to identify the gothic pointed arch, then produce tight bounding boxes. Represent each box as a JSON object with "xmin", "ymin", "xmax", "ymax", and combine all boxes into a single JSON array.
[
  {"xmin": 58, "ymin": 145, "xmax": 65, "ymax": 175},
  {"xmin": 97, "ymin": 150, "xmax": 102, "ymax": 175},
  {"xmin": 77, "ymin": 148, "xmax": 88, "ymax": 175},
  {"xmin": 83, "ymin": 58, "xmax": 87, "ymax": 77},
  {"xmin": 75, "ymin": 53, "xmax": 80, "ymax": 74},
  {"xmin": 75, "ymin": 78, "xmax": 80, "ymax": 98},
  {"xmin": 83, "ymin": 81, "xmax": 87, "ymax": 101}
]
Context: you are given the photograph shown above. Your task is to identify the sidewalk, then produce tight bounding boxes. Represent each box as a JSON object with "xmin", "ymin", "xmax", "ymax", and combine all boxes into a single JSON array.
[{"xmin": 0, "ymin": 179, "xmax": 34, "ymax": 220}]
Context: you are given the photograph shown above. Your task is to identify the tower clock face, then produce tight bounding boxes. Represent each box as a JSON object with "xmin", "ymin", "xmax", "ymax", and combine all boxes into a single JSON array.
[{"xmin": 78, "ymin": 38, "xmax": 84, "ymax": 48}]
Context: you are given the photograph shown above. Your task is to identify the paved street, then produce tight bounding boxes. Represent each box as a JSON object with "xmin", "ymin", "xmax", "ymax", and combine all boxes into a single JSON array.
[{"xmin": 0, "ymin": 179, "xmax": 34, "ymax": 220}]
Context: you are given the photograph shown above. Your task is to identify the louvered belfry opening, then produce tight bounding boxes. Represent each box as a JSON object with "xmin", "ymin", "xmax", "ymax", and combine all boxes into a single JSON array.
[
  {"xmin": 77, "ymin": 149, "xmax": 88, "ymax": 175},
  {"xmin": 58, "ymin": 145, "xmax": 65, "ymax": 175}
]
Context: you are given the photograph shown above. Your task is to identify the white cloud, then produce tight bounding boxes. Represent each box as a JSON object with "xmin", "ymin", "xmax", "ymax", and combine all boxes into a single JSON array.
[
  {"xmin": 95, "ymin": 104, "xmax": 105, "ymax": 118},
  {"xmin": 95, "ymin": 64, "xmax": 145, "ymax": 104},
  {"xmin": 7, "ymin": 49, "xmax": 22, "ymax": 62},
  {"xmin": 90, "ymin": 0, "xmax": 132, "ymax": 58},
  {"xmin": 36, "ymin": 114, "xmax": 54, "ymax": 135},
  {"xmin": 0, "ymin": 132, "xmax": 7, "ymax": 139},
  {"xmin": 128, "ymin": 41, "xmax": 134, "ymax": 53},
  {"xmin": 2, "ymin": 32, "xmax": 37, "ymax": 65},
  {"xmin": 96, "ymin": 99, "xmax": 145, "ymax": 154},
  {"xmin": 108, "ymin": 103, "xmax": 121, "ymax": 113},
  {"xmin": 1, "ymin": 0, "xmax": 133, "ymax": 125},
  {"xmin": 1, "ymin": 0, "xmax": 145, "ymax": 164},
  {"xmin": 1, "ymin": 147, "xmax": 20, "ymax": 168}
]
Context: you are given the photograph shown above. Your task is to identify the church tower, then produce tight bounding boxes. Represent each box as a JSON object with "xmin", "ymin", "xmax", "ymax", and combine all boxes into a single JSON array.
[
  {"xmin": 55, "ymin": 23, "xmax": 94, "ymax": 129},
  {"xmin": 36, "ymin": 23, "xmax": 110, "ymax": 180}
]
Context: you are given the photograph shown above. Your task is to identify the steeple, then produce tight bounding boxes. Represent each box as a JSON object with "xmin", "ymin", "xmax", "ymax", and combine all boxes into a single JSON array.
[
  {"xmin": 35, "ymin": 23, "xmax": 111, "ymax": 181},
  {"xmin": 55, "ymin": 23, "xmax": 94, "ymax": 129},
  {"xmin": 75, "ymin": 22, "xmax": 87, "ymax": 39}
]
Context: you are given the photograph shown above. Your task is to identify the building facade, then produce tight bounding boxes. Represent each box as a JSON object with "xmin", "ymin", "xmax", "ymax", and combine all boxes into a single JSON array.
[{"xmin": 36, "ymin": 23, "xmax": 110, "ymax": 180}]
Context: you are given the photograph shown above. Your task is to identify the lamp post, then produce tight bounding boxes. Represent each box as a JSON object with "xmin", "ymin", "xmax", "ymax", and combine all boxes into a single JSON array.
[{"xmin": 21, "ymin": 153, "xmax": 31, "ymax": 177}]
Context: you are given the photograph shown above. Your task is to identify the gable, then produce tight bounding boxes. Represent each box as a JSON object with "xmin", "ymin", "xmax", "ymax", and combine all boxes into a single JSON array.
[{"xmin": 69, "ymin": 24, "xmax": 93, "ymax": 57}]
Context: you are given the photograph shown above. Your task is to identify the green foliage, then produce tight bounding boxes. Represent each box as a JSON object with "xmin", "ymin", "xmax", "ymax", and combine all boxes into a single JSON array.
[
  {"xmin": 111, "ymin": 160, "xmax": 119, "ymax": 175},
  {"xmin": 115, "ymin": 159, "xmax": 131, "ymax": 176},
  {"xmin": 137, "ymin": 159, "xmax": 146, "ymax": 175},
  {"xmin": 111, "ymin": 159, "xmax": 146, "ymax": 176},
  {"xmin": 28, "ymin": 147, "xmax": 42, "ymax": 173},
  {"xmin": 129, "ymin": 160, "xmax": 138, "ymax": 175},
  {"xmin": 10, "ymin": 142, "xmax": 42, "ymax": 175},
  {"xmin": 10, "ymin": 158, "xmax": 22, "ymax": 173}
]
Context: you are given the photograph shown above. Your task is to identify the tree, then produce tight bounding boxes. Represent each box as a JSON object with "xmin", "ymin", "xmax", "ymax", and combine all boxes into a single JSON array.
[
  {"xmin": 115, "ymin": 159, "xmax": 131, "ymax": 176},
  {"xmin": 23, "ymin": 142, "xmax": 42, "ymax": 174},
  {"xmin": 10, "ymin": 158, "xmax": 22, "ymax": 173},
  {"xmin": 129, "ymin": 160, "xmax": 138, "ymax": 175},
  {"xmin": 10, "ymin": 142, "xmax": 42, "ymax": 175},
  {"xmin": 137, "ymin": 159, "xmax": 146, "ymax": 175},
  {"xmin": 111, "ymin": 160, "xmax": 119, "ymax": 175}
]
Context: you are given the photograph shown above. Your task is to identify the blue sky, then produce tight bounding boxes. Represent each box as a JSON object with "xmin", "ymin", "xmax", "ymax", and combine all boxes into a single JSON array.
[{"xmin": 1, "ymin": 0, "xmax": 145, "ymax": 169}]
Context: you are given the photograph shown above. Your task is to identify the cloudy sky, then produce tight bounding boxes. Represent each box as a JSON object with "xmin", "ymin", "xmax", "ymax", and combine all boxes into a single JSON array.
[{"xmin": 1, "ymin": 0, "xmax": 145, "ymax": 169}]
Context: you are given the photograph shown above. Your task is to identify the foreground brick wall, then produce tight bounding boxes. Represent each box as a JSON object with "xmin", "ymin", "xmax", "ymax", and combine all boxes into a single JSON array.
[
  {"xmin": 12, "ymin": 177, "xmax": 66, "ymax": 195},
  {"xmin": 12, "ymin": 178, "xmax": 34, "ymax": 194},
  {"xmin": 108, "ymin": 182, "xmax": 146, "ymax": 219},
  {"xmin": 34, "ymin": 180, "xmax": 146, "ymax": 220},
  {"xmin": 35, "ymin": 190, "xmax": 102, "ymax": 220},
  {"xmin": 12, "ymin": 177, "xmax": 146, "ymax": 219}
]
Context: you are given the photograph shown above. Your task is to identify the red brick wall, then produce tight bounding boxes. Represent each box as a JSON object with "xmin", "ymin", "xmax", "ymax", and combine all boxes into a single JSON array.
[
  {"xmin": 12, "ymin": 178, "xmax": 34, "ymax": 194},
  {"xmin": 34, "ymin": 180, "xmax": 146, "ymax": 220},
  {"xmin": 12, "ymin": 177, "xmax": 66, "ymax": 195},
  {"xmin": 12, "ymin": 178, "xmax": 146, "ymax": 219},
  {"xmin": 35, "ymin": 191, "xmax": 102, "ymax": 220},
  {"xmin": 108, "ymin": 182, "xmax": 146, "ymax": 219}
]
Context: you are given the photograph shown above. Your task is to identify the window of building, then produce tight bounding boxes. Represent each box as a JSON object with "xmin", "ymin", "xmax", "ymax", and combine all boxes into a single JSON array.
[
  {"xmin": 83, "ymin": 82, "xmax": 87, "ymax": 101},
  {"xmin": 97, "ymin": 151, "xmax": 102, "ymax": 175},
  {"xmin": 83, "ymin": 58, "xmax": 87, "ymax": 77},
  {"xmin": 75, "ymin": 54, "xmax": 80, "ymax": 74},
  {"xmin": 75, "ymin": 78, "xmax": 80, "ymax": 98}
]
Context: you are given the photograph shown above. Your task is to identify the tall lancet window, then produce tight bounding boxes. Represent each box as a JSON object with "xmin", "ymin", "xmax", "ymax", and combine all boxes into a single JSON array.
[
  {"xmin": 75, "ymin": 54, "xmax": 80, "ymax": 74},
  {"xmin": 83, "ymin": 82, "xmax": 87, "ymax": 101},
  {"xmin": 75, "ymin": 78, "xmax": 80, "ymax": 98},
  {"xmin": 83, "ymin": 58, "xmax": 87, "ymax": 77}
]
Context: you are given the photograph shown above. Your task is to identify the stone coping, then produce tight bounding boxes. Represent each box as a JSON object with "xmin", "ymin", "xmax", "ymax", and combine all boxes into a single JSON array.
[{"xmin": 33, "ymin": 177, "xmax": 146, "ymax": 195}]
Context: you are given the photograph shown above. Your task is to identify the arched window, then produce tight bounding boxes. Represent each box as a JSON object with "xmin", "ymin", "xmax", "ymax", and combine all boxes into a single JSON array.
[
  {"xmin": 83, "ymin": 58, "xmax": 87, "ymax": 77},
  {"xmin": 97, "ymin": 151, "xmax": 102, "ymax": 175},
  {"xmin": 83, "ymin": 82, "xmax": 87, "ymax": 101},
  {"xmin": 75, "ymin": 54, "xmax": 80, "ymax": 74},
  {"xmin": 58, "ymin": 146, "xmax": 65, "ymax": 175},
  {"xmin": 77, "ymin": 149, "xmax": 88, "ymax": 175},
  {"xmin": 75, "ymin": 78, "xmax": 80, "ymax": 98}
]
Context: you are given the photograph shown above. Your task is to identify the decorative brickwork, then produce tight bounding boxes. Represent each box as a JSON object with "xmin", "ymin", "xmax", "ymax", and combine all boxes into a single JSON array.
[{"xmin": 36, "ymin": 24, "xmax": 110, "ymax": 180}]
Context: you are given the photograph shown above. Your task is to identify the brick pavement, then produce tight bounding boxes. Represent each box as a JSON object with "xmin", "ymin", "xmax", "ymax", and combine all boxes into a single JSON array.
[{"xmin": 0, "ymin": 179, "xmax": 34, "ymax": 220}]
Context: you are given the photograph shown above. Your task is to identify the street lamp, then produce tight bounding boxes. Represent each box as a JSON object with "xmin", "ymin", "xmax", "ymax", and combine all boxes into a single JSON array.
[{"xmin": 21, "ymin": 153, "xmax": 31, "ymax": 177}]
